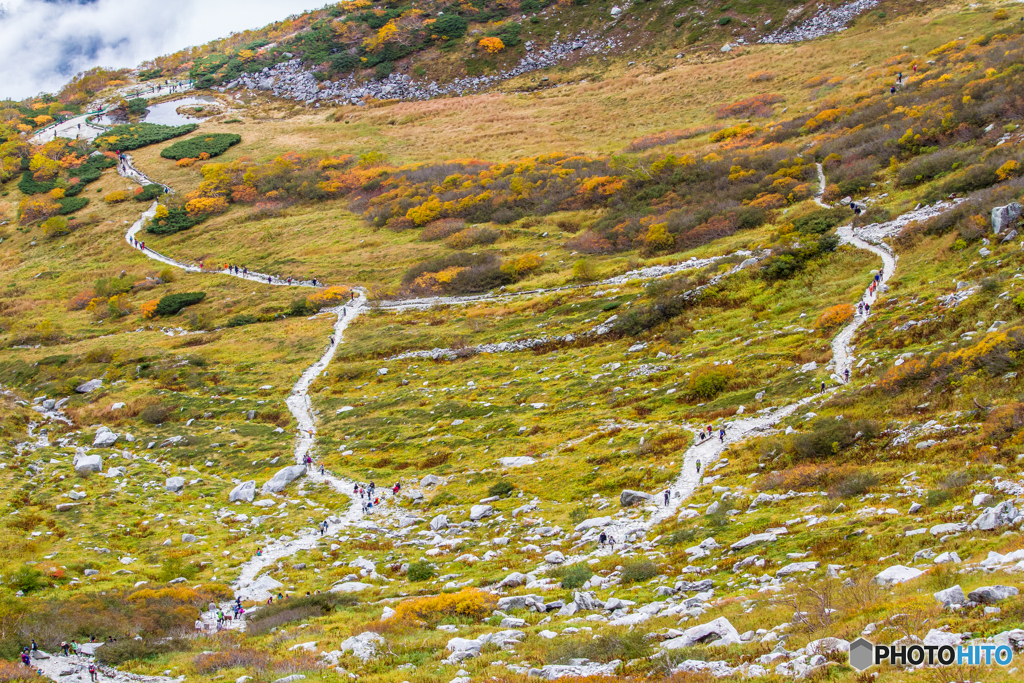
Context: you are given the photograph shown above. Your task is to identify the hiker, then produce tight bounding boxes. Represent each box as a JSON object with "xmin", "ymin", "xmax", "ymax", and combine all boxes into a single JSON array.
[
  {"xmin": 719, "ymin": 428, "xmax": 725, "ymax": 443},
  {"xmin": 698, "ymin": 430, "xmax": 705, "ymax": 442},
  {"xmin": 194, "ymin": 618, "xmax": 203, "ymax": 632},
  {"xmin": 844, "ymin": 368, "xmax": 850, "ymax": 383},
  {"xmin": 598, "ymin": 531, "xmax": 607, "ymax": 545},
  {"xmin": 70, "ymin": 641, "xmax": 78, "ymax": 655},
  {"xmin": 696, "ymin": 459, "xmax": 701, "ymax": 473},
  {"xmin": 663, "ymin": 489, "xmax": 670, "ymax": 506},
  {"xmin": 820, "ymin": 380, "xmax": 826, "ymax": 393},
  {"xmin": 865, "ymin": 303, "xmax": 871, "ymax": 314},
  {"xmin": 897, "ymin": 72, "xmax": 903, "ymax": 83},
  {"xmin": 890, "ymin": 85, "xmax": 896, "ymax": 95},
  {"xmin": 31, "ymin": 640, "xmax": 37, "ymax": 652},
  {"xmin": 89, "ymin": 664, "xmax": 98, "ymax": 681},
  {"xmin": 20, "ymin": 650, "xmax": 30, "ymax": 667},
  {"xmin": 319, "ymin": 463, "xmax": 325, "ymax": 475},
  {"xmin": 256, "ymin": 547, "xmax": 262, "ymax": 557},
  {"xmin": 61, "ymin": 641, "xmax": 69, "ymax": 656}
]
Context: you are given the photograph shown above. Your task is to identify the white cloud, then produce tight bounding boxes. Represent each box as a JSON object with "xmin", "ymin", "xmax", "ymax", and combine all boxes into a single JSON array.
[{"xmin": 0, "ymin": 0, "xmax": 330, "ymax": 99}]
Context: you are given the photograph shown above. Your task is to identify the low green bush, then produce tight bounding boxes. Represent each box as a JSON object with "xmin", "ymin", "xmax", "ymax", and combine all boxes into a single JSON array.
[
  {"xmin": 160, "ymin": 133, "xmax": 241, "ymax": 160},
  {"xmin": 127, "ymin": 98, "xmax": 148, "ymax": 116},
  {"xmin": 407, "ymin": 561, "xmax": 435, "ymax": 581},
  {"xmin": 226, "ymin": 314, "xmax": 258, "ymax": 327},
  {"xmin": 552, "ymin": 563, "xmax": 593, "ymax": 589},
  {"xmin": 134, "ymin": 184, "xmax": 165, "ymax": 201},
  {"xmin": 788, "ymin": 418, "xmax": 878, "ymax": 461},
  {"xmin": 487, "ymin": 481, "xmax": 514, "ymax": 498},
  {"xmin": 97, "ymin": 638, "xmax": 187, "ymax": 666},
  {"xmin": 792, "ymin": 207, "xmax": 848, "ymax": 234},
  {"xmin": 95, "ymin": 122, "xmax": 198, "ymax": 151},
  {"xmin": 620, "ymin": 560, "xmax": 658, "ymax": 584},
  {"xmin": 57, "ymin": 197, "xmax": 89, "ymax": 214},
  {"xmin": 154, "ymin": 292, "xmax": 206, "ymax": 316},
  {"xmin": 147, "ymin": 206, "xmax": 203, "ymax": 235}
]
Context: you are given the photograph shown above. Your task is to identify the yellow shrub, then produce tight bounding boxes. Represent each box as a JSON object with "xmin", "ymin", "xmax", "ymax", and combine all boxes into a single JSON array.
[
  {"xmin": 392, "ymin": 588, "xmax": 496, "ymax": 626},
  {"xmin": 406, "ymin": 196, "xmax": 442, "ymax": 226},
  {"xmin": 104, "ymin": 190, "xmax": 131, "ymax": 204},
  {"xmin": 749, "ymin": 193, "xmax": 786, "ymax": 209},
  {"xmin": 816, "ymin": 304, "xmax": 853, "ymax": 333},
  {"xmin": 154, "ymin": 204, "xmax": 169, "ymax": 220},
  {"xmin": 500, "ymin": 253, "xmax": 543, "ymax": 277},
  {"xmin": 141, "ymin": 300, "xmax": 159, "ymax": 319},
  {"xmin": 307, "ymin": 286, "xmax": 351, "ymax": 309},
  {"xmin": 996, "ymin": 160, "xmax": 1020, "ymax": 181},
  {"xmin": 479, "ymin": 37, "xmax": 505, "ymax": 53},
  {"xmin": 185, "ymin": 196, "xmax": 229, "ymax": 216}
]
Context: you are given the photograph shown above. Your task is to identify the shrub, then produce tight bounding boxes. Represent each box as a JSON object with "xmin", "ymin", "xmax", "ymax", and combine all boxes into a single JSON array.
[
  {"xmin": 247, "ymin": 592, "xmax": 353, "ymax": 635},
  {"xmin": 686, "ymin": 364, "xmax": 736, "ymax": 401},
  {"xmin": 139, "ymin": 404, "xmax": 174, "ymax": 424},
  {"xmin": 10, "ymin": 566, "xmax": 44, "ymax": 593},
  {"xmin": 406, "ymin": 560, "xmax": 435, "ymax": 581},
  {"xmin": 307, "ymin": 286, "xmax": 351, "ymax": 311},
  {"xmin": 94, "ymin": 122, "xmax": 198, "ymax": 151},
  {"xmin": 134, "ymin": 184, "xmax": 164, "ymax": 201},
  {"xmin": 792, "ymin": 208, "xmax": 847, "ymax": 234},
  {"xmin": 146, "ymin": 205, "xmax": 203, "ymax": 235},
  {"xmin": 431, "ymin": 14, "xmax": 468, "ymax": 40},
  {"xmin": 788, "ymin": 418, "xmax": 878, "ymax": 461},
  {"xmin": 154, "ymin": 292, "xmax": 206, "ymax": 316},
  {"xmin": 227, "ymin": 313, "xmax": 258, "ymax": 327},
  {"xmin": 57, "ymin": 197, "xmax": 89, "ymax": 215},
  {"xmin": 160, "ymin": 133, "xmax": 241, "ymax": 161},
  {"xmin": 625, "ymin": 126, "xmax": 716, "ymax": 152},
  {"xmin": 747, "ymin": 70, "xmax": 776, "ymax": 82},
  {"xmin": 479, "ymin": 37, "xmax": 505, "ymax": 53},
  {"xmin": 828, "ymin": 470, "xmax": 879, "ymax": 498},
  {"xmin": 487, "ymin": 481, "xmax": 514, "ymax": 498},
  {"xmin": 550, "ymin": 630, "xmax": 651, "ymax": 664},
  {"xmin": 552, "ymin": 563, "xmax": 593, "ymax": 589},
  {"xmin": 816, "ymin": 304, "xmax": 854, "ymax": 333},
  {"xmin": 105, "ymin": 190, "xmax": 131, "ymax": 204},
  {"xmin": 715, "ymin": 94, "xmax": 784, "ymax": 119},
  {"xmin": 444, "ymin": 226, "xmax": 500, "ymax": 249},
  {"xmin": 98, "ymin": 638, "xmax": 186, "ymax": 665},
  {"xmin": 572, "ymin": 258, "xmax": 599, "ymax": 281},
  {"xmin": 620, "ymin": 560, "xmax": 658, "ymax": 583},
  {"xmin": 392, "ymin": 588, "xmax": 495, "ymax": 626},
  {"xmin": 420, "ymin": 218, "xmax": 466, "ymax": 241}
]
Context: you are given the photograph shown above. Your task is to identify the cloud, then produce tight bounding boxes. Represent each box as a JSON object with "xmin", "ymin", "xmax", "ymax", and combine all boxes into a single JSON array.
[{"xmin": 0, "ymin": 0, "xmax": 329, "ymax": 100}]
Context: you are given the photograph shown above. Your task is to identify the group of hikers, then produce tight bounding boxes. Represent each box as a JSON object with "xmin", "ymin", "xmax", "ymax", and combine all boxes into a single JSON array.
[
  {"xmin": 695, "ymin": 424, "xmax": 726, "ymax": 445},
  {"xmin": 20, "ymin": 639, "xmax": 101, "ymax": 680},
  {"xmin": 354, "ymin": 480, "xmax": 401, "ymax": 514}
]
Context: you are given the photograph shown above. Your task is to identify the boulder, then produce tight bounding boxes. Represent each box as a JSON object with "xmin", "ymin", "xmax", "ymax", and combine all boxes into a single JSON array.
[
  {"xmin": 496, "ymin": 595, "xmax": 545, "ymax": 612},
  {"xmin": 806, "ymin": 638, "xmax": 850, "ymax": 655},
  {"xmin": 544, "ymin": 551, "xmax": 565, "ymax": 565},
  {"xmin": 75, "ymin": 379, "xmax": 103, "ymax": 393},
  {"xmin": 873, "ymin": 565, "xmax": 924, "ymax": 586},
  {"xmin": 262, "ymin": 465, "xmax": 307, "ymax": 493},
  {"xmin": 181, "ymin": 533, "xmax": 197, "ymax": 543},
  {"xmin": 497, "ymin": 572, "xmax": 527, "ymax": 588},
  {"xmin": 165, "ymin": 477, "xmax": 185, "ymax": 493},
  {"xmin": 420, "ymin": 474, "xmax": 443, "ymax": 487},
  {"xmin": 381, "ymin": 606, "xmax": 396, "ymax": 621},
  {"xmin": 74, "ymin": 453, "xmax": 103, "ymax": 477},
  {"xmin": 469, "ymin": 504, "xmax": 492, "ymax": 521},
  {"xmin": 498, "ymin": 456, "xmax": 536, "ymax": 468},
  {"xmin": 991, "ymin": 202, "xmax": 1022, "ymax": 234},
  {"xmin": 973, "ymin": 493, "xmax": 995, "ymax": 507},
  {"xmin": 245, "ymin": 574, "xmax": 283, "ymax": 601},
  {"xmin": 574, "ymin": 516, "xmax": 612, "ymax": 531},
  {"xmin": 429, "ymin": 514, "xmax": 449, "ymax": 531},
  {"xmin": 229, "ymin": 481, "xmax": 256, "ymax": 502},
  {"xmin": 338, "ymin": 632, "xmax": 384, "ymax": 661},
  {"xmin": 92, "ymin": 427, "xmax": 118, "ymax": 448},
  {"xmin": 731, "ymin": 532, "xmax": 777, "ymax": 550},
  {"xmin": 923, "ymin": 629, "xmax": 962, "ymax": 648},
  {"xmin": 776, "ymin": 561, "xmax": 820, "ymax": 576},
  {"xmin": 968, "ymin": 585, "xmax": 1019, "ymax": 604},
  {"xmin": 661, "ymin": 617, "xmax": 741, "ymax": 649},
  {"xmin": 933, "ymin": 585, "xmax": 966, "ymax": 607},
  {"xmin": 330, "ymin": 581, "xmax": 372, "ymax": 594},
  {"xmin": 620, "ymin": 489, "xmax": 653, "ymax": 507},
  {"xmin": 974, "ymin": 501, "xmax": 1018, "ymax": 531}
]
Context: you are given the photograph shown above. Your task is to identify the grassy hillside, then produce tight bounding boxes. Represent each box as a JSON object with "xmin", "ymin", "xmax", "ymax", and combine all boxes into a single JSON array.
[{"xmin": 1, "ymin": 1, "xmax": 1024, "ymax": 682}]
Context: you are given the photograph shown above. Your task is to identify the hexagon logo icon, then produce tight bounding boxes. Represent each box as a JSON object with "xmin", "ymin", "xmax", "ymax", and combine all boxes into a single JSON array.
[{"xmin": 849, "ymin": 637, "xmax": 874, "ymax": 671}]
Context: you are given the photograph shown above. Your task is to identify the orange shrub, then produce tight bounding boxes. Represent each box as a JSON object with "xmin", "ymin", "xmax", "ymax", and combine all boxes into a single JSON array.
[
  {"xmin": 749, "ymin": 193, "xmax": 786, "ymax": 209},
  {"xmin": 479, "ymin": 37, "xmax": 505, "ymax": 53},
  {"xmin": 816, "ymin": 304, "xmax": 854, "ymax": 332},
  {"xmin": 176, "ymin": 157, "xmax": 196, "ymax": 167},
  {"xmin": 141, "ymin": 300, "xmax": 159, "ymax": 319},
  {"xmin": 747, "ymin": 70, "xmax": 776, "ymax": 82},
  {"xmin": 68, "ymin": 290, "xmax": 95, "ymax": 311}
]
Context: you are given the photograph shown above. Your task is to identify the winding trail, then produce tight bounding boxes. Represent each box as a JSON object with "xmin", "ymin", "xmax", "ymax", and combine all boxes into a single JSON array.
[{"xmin": 567, "ymin": 164, "xmax": 910, "ymax": 552}]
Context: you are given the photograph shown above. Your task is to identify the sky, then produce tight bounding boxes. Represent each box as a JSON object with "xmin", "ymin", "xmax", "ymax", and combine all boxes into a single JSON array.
[{"xmin": 0, "ymin": 0, "xmax": 330, "ymax": 100}]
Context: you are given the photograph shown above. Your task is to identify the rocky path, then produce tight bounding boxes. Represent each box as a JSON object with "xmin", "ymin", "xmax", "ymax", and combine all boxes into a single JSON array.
[
  {"xmin": 570, "ymin": 164, "xmax": 916, "ymax": 552},
  {"xmin": 33, "ymin": 651, "xmax": 180, "ymax": 683}
]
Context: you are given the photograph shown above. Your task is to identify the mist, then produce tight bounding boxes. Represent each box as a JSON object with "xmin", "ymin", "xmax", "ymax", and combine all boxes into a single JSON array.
[{"xmin": 0, "ymin": 0, "xmax": 330, "ymax": 100}]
